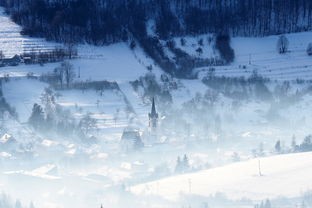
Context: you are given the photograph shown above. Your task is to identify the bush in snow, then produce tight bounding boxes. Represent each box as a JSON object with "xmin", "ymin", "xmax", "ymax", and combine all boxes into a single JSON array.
[
  {"xmin": 196, "ymin": 47, "xmax": 203, "ymax": 57},
  {"xmin": 307, "ymin": 43, "xmax": 312, "ymax": 56}
]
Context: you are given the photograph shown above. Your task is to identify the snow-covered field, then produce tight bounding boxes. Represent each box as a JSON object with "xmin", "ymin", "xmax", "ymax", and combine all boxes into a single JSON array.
[
  {"xmin": 200, "ymin": 32, "xmax": 312, "ymax": 80},
  {"xmin": 131, "ymin": 152, "xmax": 312, "ymax": 201},
  {"xmin": 0, "ymin": 7, "xmax": 62, "ymax": 58}
]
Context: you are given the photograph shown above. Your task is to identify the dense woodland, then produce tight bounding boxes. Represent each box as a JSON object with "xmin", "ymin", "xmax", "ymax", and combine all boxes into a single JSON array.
[
  {"xmin": 0, "ymin": 0, "xmax": 311, "ymax": 77},
  {"xmin": 1, "ymin": 0, "xmax": 312, "ymax": 44}
]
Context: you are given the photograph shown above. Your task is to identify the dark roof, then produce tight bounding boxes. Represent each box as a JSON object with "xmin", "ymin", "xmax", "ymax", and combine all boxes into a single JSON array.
[
  {"xmin": 1, "ymin": 55, "xmax": 21, "ymax": 65},
  {"xmin": 121, "ymin": 128, "xmax": 141, "ymax": 141},
  {"xmin": 120, "ymin": 128, "xmax": 144, "ymax": 150}
]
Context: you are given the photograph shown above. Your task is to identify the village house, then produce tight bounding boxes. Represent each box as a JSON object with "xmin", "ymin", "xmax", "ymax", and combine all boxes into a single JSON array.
[{"xmin": 0, "ymin": 54, "xmax": 21, "ymax": 66}]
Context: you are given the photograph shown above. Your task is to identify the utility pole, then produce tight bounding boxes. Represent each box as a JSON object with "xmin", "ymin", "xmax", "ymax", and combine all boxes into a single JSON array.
[
  {"xmin": 258, "ymin": 158, "xmax": 262, "ymax": 176},
  {"xmin": 249, "ymin": 54, "xmax": 252, "ymax": 65}
]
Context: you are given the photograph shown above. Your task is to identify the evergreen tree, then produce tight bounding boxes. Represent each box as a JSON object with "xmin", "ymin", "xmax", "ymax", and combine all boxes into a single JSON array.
[
  {"xmin": 180, "ymin": 38, "xmax": 186, "ymax": 46},
  {"xmin": 291, "ymin": 135, "xmax": 297, "ymax": 152},
  {"xmin": 300, "ymin": 135, "xmax": 312, "ymax": 152},
  {"xmin": 264, "ymin": 199, "xmax": 271, "ymax": 208},
  {"xmin": 29, "ymin": 103, "xmax": 45, "ymax": 130},
  {"xmin": 215, "ymin": 33, "xmax": 235, "ymax": 63},
  {"xmin": 275, "ymin": 140, "xmax": 281, "ymax": 153},
  {"xmin": 183, "ymin": 154, "xmax": 190, "ymax": 172},
  {"xmin": 15, "ymin": 200, "xmax": 22, "ymax": 208},
  {"xmin": 175, "ymin": 156, "xmax": 182, "ymax": 173},
  {"xmin": 29, "ymin": 201, "xmax": 35, "ymax": 208}
]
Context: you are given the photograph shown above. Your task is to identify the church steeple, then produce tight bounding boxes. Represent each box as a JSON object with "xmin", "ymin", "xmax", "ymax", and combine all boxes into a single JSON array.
[{"xmin": 149, "ymin": 97, "xmax": 158, "ymax": 128}]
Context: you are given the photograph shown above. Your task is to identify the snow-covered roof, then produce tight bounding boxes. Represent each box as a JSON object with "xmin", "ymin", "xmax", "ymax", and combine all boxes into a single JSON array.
[{"xmin": 0, "ymin": 133, "xmax": 13, "ymax": 144}]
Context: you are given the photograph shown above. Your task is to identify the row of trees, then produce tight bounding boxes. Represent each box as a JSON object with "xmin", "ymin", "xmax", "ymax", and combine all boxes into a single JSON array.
[
  {"xmin": 53, "ymin": 61, "xmax": 75, "ymax": 88},
  {"xmin": 0, "ymin": 194, "xmax": 34, "ymax": 208},
  {"xmin": 39, "ymin": 61, "xmax": 76, "ymax": 89},
  {"xmin": 2, "ymin": 0, "xmax": 312, "ymax": 45},
  {"xmin": 28, "ymin": 88, "xmax": 97, "ymax": 140},
  {"xmin": 175, "ymin": 154, "xmax": 190, "ymax": 173},
  {"xmin": 277, "ymin": 35, "xmax": 312, "ymax": 56},
  {"xmin": 274, "ymin": 135, "xmax": 312, "ymax": 154},
  {"xmin": 22, "ymin": 45, "xmax": 77, "ymax": 64},
  {"xmin": 254, "ymin": 199, "xmax": 271, "ymax": 208}
]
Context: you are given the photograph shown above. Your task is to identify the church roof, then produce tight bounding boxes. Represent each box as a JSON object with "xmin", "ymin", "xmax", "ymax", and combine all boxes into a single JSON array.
[{"xmin": 121, "ymin": 127, "xmax": 141, "ymax": 141}]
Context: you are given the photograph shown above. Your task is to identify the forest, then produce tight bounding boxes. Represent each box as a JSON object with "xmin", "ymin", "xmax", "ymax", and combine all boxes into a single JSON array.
[{"xmin": 0, "ymin": 0, "xmax": 312, "ymax": 45}]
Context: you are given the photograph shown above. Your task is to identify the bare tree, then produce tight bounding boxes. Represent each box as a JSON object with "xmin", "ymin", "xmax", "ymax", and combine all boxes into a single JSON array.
[
  {"xmin": 62, "ymin": 61, "xmax": 75, "ymax": 88},
  {"xmin": 54, "ymin": 66, "xmax": 64, "ymax": 88},
  {"xmin": 79, "ymin": 113, "xmax": 97, "ymax": 135},
  {"xmin": 0, "ymin": 51, "xmax": 4, "ymax": 60},
  {"xmin": 277, "ymin": 35, "xmax": 289, "ymax": 54},
  {"xmin": 307, "ymin": 43, "xmax": 312, "ymax": 56},
  {"xmin": 65, "ymin": 43, "xmax": 78, "ymax": 59}
]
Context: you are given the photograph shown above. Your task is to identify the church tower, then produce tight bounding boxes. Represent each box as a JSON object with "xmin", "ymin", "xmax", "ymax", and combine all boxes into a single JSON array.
[{"xmin": 148, "ymin": 97, "xmax": 158, "ymax": 129}]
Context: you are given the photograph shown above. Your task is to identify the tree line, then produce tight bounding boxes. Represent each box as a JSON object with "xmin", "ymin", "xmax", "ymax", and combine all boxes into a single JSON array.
[{"xmin": 1, "ymin": 0, "xmax": 312, "ymax": 45}]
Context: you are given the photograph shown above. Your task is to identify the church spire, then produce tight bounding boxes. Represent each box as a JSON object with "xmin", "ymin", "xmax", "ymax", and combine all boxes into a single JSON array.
[
  {"xmin": 151, "ymin": 97, "xmax": 157, "ymax": 117},
  {"xmin": 149, "ymin": 97, "xmax": 158, "ymax": 128}
]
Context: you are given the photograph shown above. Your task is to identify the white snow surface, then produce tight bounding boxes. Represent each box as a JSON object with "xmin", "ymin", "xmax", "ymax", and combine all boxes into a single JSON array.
[{"xmin": 131, "ymin": 152, "xmax": 312, "ymax": 201}]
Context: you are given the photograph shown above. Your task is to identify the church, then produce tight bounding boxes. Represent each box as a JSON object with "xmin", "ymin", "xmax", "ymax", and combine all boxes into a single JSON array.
[
  {"xmin": 120, "ymin": 97, "xmax": 160, "ymax": 151},
  {"xmin": 146, "ymin": 97, "xmax": 159, "ymax": 144}
]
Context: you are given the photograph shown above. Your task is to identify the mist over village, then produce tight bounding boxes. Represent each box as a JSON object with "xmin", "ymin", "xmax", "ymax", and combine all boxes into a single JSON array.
[{"xmin": 0, "ymin": 1, "xmax": 311, "ymax": 208}]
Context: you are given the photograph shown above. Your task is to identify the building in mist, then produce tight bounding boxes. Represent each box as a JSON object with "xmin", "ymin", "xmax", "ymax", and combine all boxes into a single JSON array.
[{"xmin": 120, "ymin": 127, "xmax": 144, "ymax": 152}]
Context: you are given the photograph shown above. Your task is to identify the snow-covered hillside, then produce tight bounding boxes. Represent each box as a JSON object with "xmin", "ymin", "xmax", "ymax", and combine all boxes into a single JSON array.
[
  {"xmin": 198, "ymin": 32, "xmax": 312, "ymax": 80},
  {"xmin": 0, "ymin": 7, "xmax": 61, "ymax": 58},
  {"xmin": 131, "ymin": 152, "xmax": 312, "ymax": 201}
]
